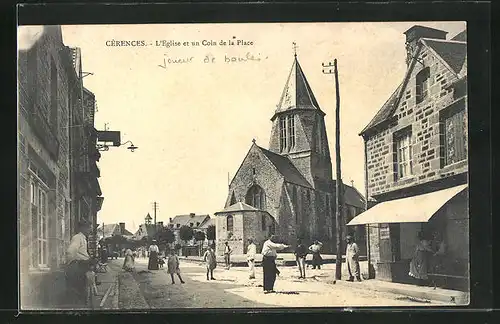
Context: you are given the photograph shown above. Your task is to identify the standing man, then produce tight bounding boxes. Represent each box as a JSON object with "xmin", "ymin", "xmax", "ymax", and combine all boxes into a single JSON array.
[
  {"xmin": 246, "ymin": 238, "xmax": 257, "ymax": 279},
  {"xmin": 261, "ymin": 235, "xmax": 290, "ymax": 293},
  {"xmin": 294, "ymin": 239, "xmax": 308, "ymax": 279},
  {"xmin": 223, "ymin": 242, "xmax": 232, "ymax": 270},
  {"xmin": 346, "ymin": 235, "xmax": 361, "ymax": 282},
  {"xmin": 308, "ymin": 240, "xmax": 323, "ymax": 269},
  {"xmin": 65, "ymin": 220, "xmax": 95, "ymax": 306}
]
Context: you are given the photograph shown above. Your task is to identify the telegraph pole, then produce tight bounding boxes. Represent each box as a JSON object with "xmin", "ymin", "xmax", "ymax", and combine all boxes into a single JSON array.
[
  {"xmin": 152, "ymin": 201, "xmax": 158, "ymax": 225},
  {"xmin": 322, "ymin": 58, "xmax": 344, "ymax": 280}
]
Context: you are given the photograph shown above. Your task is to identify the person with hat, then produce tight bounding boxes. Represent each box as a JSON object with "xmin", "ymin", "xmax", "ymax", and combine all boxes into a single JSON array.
[
  {"xmin": 65, "ymin": 219, "xmax": 97, "ymax": 306},
  {"xmin": 346, "ymin": 234, "xmax": 362, "ymax": 282},
  {"xmin": 148, "ymin": 239, "xmax": 160, "ymax": 270},
  {"xmin": 260, "ymin": 234, "xmax": 290, "ymax": 293}
]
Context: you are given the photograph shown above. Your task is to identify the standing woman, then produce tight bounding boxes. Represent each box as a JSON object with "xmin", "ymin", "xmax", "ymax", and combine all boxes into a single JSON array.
[
  {"xmin": 308, "ymin": 240, "xmax": 323, "ymax": 269},
  {"xmin": 261, "ymin": 235, "xmax": 290, "ymax": 293},
  {"xmin": 409, "ymin": 231, "xmax": 434, "ymax": 286},
  {"xmin": 148, "ymin": 240, "xmax": 160, "ymax": 270}
]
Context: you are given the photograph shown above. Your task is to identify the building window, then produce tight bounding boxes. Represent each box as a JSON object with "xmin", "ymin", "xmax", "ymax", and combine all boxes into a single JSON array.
[
  {"xmin": 442, "ymin": 109, "xmax": 467, "ymax": 166},
  {"xmin": 395, "ymin": 131, "xmax": 413, "ymax": 180},
  {"xmin": 176, "ymin": 224, "xmax": 180, "ymax": 228},
  {"xmin": 227, "ymin": 215, "xmax": 234, "ymax": 232},
  {"xmin": 190, "ymin": 223, "xmax": 193, "ymax": 227},
  {"xmin": 287, "ymin": 115, "xmax": 295, "ymax": 149},
  {"xmin": 30, "ymin": 179, "xmax": 49, "ymax": 268},
  {"xmin": 416, "ymin": 67, "xmax": 430, "ymax": 104},
  {"xmin": 261, "ymin": 214, "xmax": 266, "ymax": 231},
  {"xmin": 230, "ymin": 192, "xmax": 236, "ymax": 205},
  {"xmin": 245, "ymin": 185, "xmax": 266, "ymax": 210},
  {"xmin": 279, "ymin": 116, "xmax": 287, "ymax": 152}
]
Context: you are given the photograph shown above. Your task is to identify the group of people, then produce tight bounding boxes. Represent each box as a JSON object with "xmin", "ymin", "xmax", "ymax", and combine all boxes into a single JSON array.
[{"xmin": 147, "ymin": 240, "xmax": 185, "ymax": 284}]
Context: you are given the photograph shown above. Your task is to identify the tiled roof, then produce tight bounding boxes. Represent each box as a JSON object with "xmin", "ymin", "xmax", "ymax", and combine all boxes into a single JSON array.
[
  {"xmin": 359, "ymin": 84, "xmax": 402, "ymax": 136},
  {"xmin": 275, "ymin": 56, "xmax": 322, "ymax": 114},
  {"xmin": 134, "ymin": 223, "xmax": 160, "ymax": 238},
  {"xmin": 343, "ymin": 185, "xmax": 366, "ymax": 209},
  {"xmin": 258, "ymin": 146, "xmax": 313, "ymax": 188},
  {"xmin": 216, "ymin": 202, "xmax": 258, "ymax": 214},
  {"xmin": 98, "ymin": 223, "xmax": 133, "ymax": 237}
]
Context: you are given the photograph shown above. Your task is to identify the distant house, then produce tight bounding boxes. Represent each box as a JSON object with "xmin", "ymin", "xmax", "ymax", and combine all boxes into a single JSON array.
[
  {"xmin": 96, "ymin": 222, "xmax": 134, "ymax": 241},
  {"xmin": 167, "ymin": 213, "xmax": 212, "ymax": 245},
  {"xmin": 133, "ymin": 213, "xmax": 163, "ymax": 241}
]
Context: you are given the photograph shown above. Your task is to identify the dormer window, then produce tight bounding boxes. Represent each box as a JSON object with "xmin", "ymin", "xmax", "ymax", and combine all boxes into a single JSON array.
[
  {"xmin": 416, "ymin": 67, "xmax": 430, "ymax": 104},
  {"xmin": 176, "ymin": 224, "xmax": 180, "ymax": 228}
]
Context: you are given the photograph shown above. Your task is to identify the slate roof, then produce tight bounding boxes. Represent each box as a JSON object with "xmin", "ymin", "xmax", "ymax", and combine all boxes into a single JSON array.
[
  {"xmin": 360, "ymin": 30, "xmax": 467, "ymax": 137},
  {"xmin": 258, "ymin": 146, "xmax": 313, "ymax": 188},
  {"xmin": 423, "ymin": 39, "xmax": 467, "ymax": 74},
  {"xmin": 98, "ymin": 223, "xmax": 133, "ymax": 237},
  {"xmin": 451, "ymin": 30, "xmax": 467, "ymax": 42},
  {"xmin": 216, "ymin": 202, "xmax": 258, "ymax": 214},
  {"xmin": 275, "ymin": 56, "xmax": 323, "ymax": 115},
  {"xmin": 134, "ymin": 223, "xmax": 161, "ymax": 239},
  {"xmin": 343, "ymin": 184, "xmax": 366, "ymax": 209},
  {"xmin": 169, "ymin": 214, "xmax": 211, "ymax": 228},
  {"xmin": 359, "ymin": 84, "xmax": 402, "ymax": 136}
]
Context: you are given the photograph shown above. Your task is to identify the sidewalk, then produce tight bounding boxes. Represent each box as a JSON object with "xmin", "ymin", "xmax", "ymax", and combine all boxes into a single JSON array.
[{"xmin": 212, "ymin": 262, "xmax": 469, "ymax": 305}]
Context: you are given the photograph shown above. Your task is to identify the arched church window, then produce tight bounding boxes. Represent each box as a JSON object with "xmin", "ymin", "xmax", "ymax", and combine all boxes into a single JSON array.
[
  {"xmin": 245, "ymin": 185, "xmax": 266, "ymax": 210},
  {"xmin": 279, "ymin": 116, "xmax": 287, "ymax": 152},
  {"xmin": 287, "ymin": 115, "xmax": 295, "ymax": 149},
  {"xmin": 227, "ymin": 215, "xmax": 234, "ymax": 232}
]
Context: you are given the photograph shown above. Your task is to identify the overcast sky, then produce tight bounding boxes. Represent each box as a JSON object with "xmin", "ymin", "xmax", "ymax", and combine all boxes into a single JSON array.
[{"xmin": 37, "ymin": 22, "xmax": 465, "ymax": 232}]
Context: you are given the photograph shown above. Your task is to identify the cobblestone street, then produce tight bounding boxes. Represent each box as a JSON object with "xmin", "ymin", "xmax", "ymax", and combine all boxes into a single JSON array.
[{"xmin": 113, "ymin": 258, "xmax": 447, "ymax": 309}]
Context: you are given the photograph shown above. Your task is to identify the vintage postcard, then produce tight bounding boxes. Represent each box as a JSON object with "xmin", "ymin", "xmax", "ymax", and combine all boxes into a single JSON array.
[{"xmin": 17, "ymin": 21, "xmax": 469, "ymax": 310}]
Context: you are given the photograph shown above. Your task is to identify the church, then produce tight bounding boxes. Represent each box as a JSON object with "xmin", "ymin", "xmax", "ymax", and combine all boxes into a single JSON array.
[{"xmin": 215, "ymin": 53, "xmax": 366, "ymax": 255}]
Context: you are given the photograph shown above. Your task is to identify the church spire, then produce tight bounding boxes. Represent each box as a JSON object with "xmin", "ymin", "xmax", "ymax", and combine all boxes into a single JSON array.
[{"xmin": 273, "ymin": 46, "xmax": 322, "ymax": 117}]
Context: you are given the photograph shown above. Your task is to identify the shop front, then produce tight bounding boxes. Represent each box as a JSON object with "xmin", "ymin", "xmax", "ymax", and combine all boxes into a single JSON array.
[{"xmin": 348, "ymin": 184, "xmax": 469, "ymax": 291}]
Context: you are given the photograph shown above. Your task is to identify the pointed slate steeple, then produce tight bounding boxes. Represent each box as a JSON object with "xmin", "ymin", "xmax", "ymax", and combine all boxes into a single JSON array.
[{"xmin": 274, "ymin": 56, "xmax": 322, "ymax": 117}]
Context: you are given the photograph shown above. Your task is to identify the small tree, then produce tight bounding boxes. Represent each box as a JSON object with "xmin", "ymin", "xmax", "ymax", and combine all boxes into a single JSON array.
[
  {"xmin": 206, "ymin": 224, "xmax": 216, "ymax": 246},
  {"xmin": 194, "ymin": 231, "xmax": 206, "ymax": 255},
  {"xmin": 155, "ymin": 227, "xmax": 176, "ymax": 253},
  {"xmin": 179, "ymin": 225, "xmax": 194, "ymax": 245}
]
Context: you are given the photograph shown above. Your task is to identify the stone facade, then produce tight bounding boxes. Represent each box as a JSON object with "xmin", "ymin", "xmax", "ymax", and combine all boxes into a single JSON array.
[
  {"xmin": 364, "ymin": 38, "xmax": 467, "ymax": 199},
  {"xmin": 359, "ymin": 26, "xmax": 468, "ymax": 289},
  {"xmin": 18, "ymin": 26, "xmax": 102, "ymax": 308},
  {"xmin": 18, "ymin": 26, "xmax": 72, "ymax": 308}
]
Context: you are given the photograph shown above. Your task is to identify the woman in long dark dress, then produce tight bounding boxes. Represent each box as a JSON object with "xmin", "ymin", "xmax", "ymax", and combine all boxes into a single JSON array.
[
  {"xmin": 409, "ymin": 232, "xmax": 434, "ymax": 285},
  {"xmin": 148, "ymin": 240, "xmax": 160, "ymax": 270}
]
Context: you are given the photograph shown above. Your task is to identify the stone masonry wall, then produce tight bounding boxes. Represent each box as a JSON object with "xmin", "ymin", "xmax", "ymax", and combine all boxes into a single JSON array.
[
  {"xmin": 18, "ymin": 26, "xmax": 71, "ymax": 308},
  {"xmin": 366, "ymin": 44, "xmax": 467, "ymax": 198}
]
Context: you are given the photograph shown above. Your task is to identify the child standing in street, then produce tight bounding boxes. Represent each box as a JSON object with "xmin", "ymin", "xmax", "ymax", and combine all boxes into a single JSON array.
[
  {"xmin": 203, "ymin": 244, "xmax": 217, "ymax": 280},
  {"xmin": 167, "ymin": 250, "xmax": 185, "ymax": 284}
]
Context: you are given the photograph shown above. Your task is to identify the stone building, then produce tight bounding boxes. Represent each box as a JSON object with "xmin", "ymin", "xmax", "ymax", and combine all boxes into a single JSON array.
[
  {"xmin": 18, "ymin": 26, "xmax": 72, "ymax": 308},
  {"xmin": 18, "ymin": 26, "xmax": 102, "ymax": 309},
  {"xmin": 167, "ymin": 213, "xmax": 212, "ymax": 246},
  {"xmin": 215, "ymin": 54, "xmax": 366, "ymax": 255},
  {"xmin": 350, "ymin": 26, "xmax": 468, "ymax": 290},
  {"xmin": 67, "ymin": 49, "xmax": 103, "ymax": 257}
]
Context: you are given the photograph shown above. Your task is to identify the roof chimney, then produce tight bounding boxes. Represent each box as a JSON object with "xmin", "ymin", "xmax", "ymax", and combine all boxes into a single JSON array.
[
  {"xmin": 119, "ymin": 222, "xmax": 125, "ymax": 234},
  {"xmin": 403, "ymin": 25, "xmax": 447, "ymax": 66},
  {"xmin": 157, "ymin": 221, "xmax": 164, "ymax": 228},
  {"xmin": 169, "ymin": 217, "xmax": 173, "ymax": 223}
]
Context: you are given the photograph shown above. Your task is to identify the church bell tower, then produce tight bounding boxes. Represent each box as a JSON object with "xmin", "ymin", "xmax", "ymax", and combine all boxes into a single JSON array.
[{"xmin": 268, "ymin": 52, "xmax": 333, "ymax": 191}]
